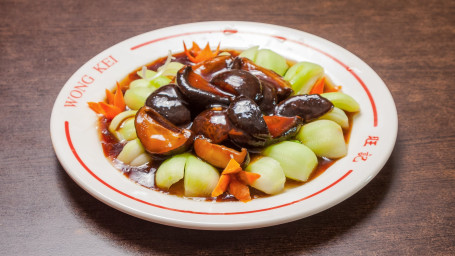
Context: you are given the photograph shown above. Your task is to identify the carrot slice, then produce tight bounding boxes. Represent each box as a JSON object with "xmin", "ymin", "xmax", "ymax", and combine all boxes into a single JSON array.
[
  {"xmin": 325, "ymin": 85, "xmax": 342, "ymax": 92},
  {"xmin": 114, "ymin": 82, "xmax": 126, "ymax": 111},
  {"xmin": 183, "ymin": 42, "xmax": 197, "ymax": 63},
  {"xmin": 87, "ymin": 102, "xmax": 106, "ymax": 116},
  {"xmin": 190, "ymin": 41, "xmax": 201, "ymax": 56},
  {"xmin": 183, "ymin": 41, "xmax": 220, "ymax": 63},
  {"xmin": 237, "ymin": 171, "xmax": 261, "ymax": 185},
  {"xmin": 263, "ymin": 115, "xmax": 300, "ymax": 138},
  {"xmin": 194, "ymin": 43, "xmax": 220, "ymax": 63},
  {"xmin": 88, "ymin": 82, "xmax": 125, "ymax": 119},
  {"xmin": 193, "ymin": 44, "xmax": 212, "ymax": 62},
  {"xmin": 105, "ymin": 89, "xmax": 115, "ymax": 104},
  {"xmin": 211, "ymin": 174, "xmax": 230, "ymax": 197},
  {"xmin": 99, "ymin": 102, "xmax": 121, "ymax": 119},
  {"xmin": 309, "ymin": 77, "xmax": 325, "ymax": 94},
  {"xmin": 228, "ymin": 176, "xmax": 251, "ymax": 202},
  {"xmin": 221, "ymin": 158, "xmax": 242, "ymax": 175},
  {"xmin": 211, "ymin": 158, "xmax": 258, "ymax": 201}
]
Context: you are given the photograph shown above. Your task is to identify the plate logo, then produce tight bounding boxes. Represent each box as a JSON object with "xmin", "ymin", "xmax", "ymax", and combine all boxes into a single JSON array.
[{"xmin": 64, "ymin": 55, "xmax": 118, "ymax": 108}]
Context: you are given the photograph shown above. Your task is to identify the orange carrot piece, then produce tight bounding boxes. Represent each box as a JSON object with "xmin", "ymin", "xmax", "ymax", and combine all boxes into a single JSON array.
[
  {"xmin": 190, "ymin": 41, "xmax": 201, "ymax": 56},
  {"xmin": 194, "ymin": 44, "xmax": 212, "ymax": 62},
  {"xmin": 214, "ymin": 43, "xmax": 220, "ymax": 55},
  {"xmin": 211, "ymin": 174, "xmax": 231, "ymax": 197},
  {"xmin": 88, "ymin": 82, "xmax": 125, "ymax": 119},
  {"xmin": 228, "ymin": 176, "xmax": 251, "ymax": 202},
  {"xmin": 183, "ymin": 42, "xmax": 200, "ymax": 63},
  {"xmin": 263, "ymin": 115, "xmax": 300, "ymax": 138},
  {"xmin": 183, "ymin": 42, "xmax": 197, "ymax": 63},
  {"xmin": 194, "ymin": 43, "xmax": 220, "ymax": 63},
  {"xmin": 99, "ymin": 102, "xmax": 121, "ymax": 119},
  {"xmin": 221, "ymin": 158, "xmax": 242, "ymax": 175},
  {"xmin": 183, "ymin": 41, "xmax": 220, "ymax": 63},
  {"xmin": 309, "ymin": 77, "xmax": 325, "ymax": 94},
  {"xmin": 212, "ymin": 159, "xmax": 258, "ymax": 202},
  {"xmin": 237, "ymin": 171, "xmax": 261, "ymax": 185},
  {"xmin": 87, "ymin": 102, "xmax": 106, "ymax": 116},
  {"xmin": 114, "ymin": 82, "xmax": 126, "ymax": 111},
  {"xmin": 325, "ymin": 85, "xmax": 342, "ymax": 92},
  {"xmin": 105, "ymin": 89, "xmax": 115, "ymax": 105}
]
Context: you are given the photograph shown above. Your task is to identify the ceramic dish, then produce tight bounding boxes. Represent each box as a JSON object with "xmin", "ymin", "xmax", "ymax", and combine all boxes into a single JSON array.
[{"xmin": 50, "ymin": 21, "xmax": 397, "ymax": 230}]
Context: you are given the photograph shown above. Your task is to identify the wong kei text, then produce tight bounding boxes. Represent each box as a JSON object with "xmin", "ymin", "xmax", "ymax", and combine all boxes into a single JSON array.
[{"xmin": 64, "ymin": 55, "xmax": 118, "ymax": 107}]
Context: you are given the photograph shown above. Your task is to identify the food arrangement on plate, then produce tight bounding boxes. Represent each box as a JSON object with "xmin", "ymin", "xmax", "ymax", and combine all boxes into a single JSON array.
[{"xmin": 88, "ymin": 41, "xmax": 360, "ymax": 203}]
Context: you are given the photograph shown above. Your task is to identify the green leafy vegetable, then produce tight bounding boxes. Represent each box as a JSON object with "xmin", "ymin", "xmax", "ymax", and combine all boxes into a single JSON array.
[
  {"xmin": 124, "ymin": 87, "xmax": 155, "ymax": 110},
  {"xmin": 240, "ymin": 46, "xmax": 289, "ymax": 76},
  {"xmin": 108, "ymin": 110, "xmax": 137, "ymax": 140},
  {"xmin": 116, "ymin": 118, "xmax": 137, "ymax": 141},
  {"xmin": 130, "ymin": 68, "xmax": 172, "ymax": 89},
  {"xmin": 238, "ymin": 46, "xmax": 259, "ymax": 61},
  {"xmin": 263, "ymin": 141, "xmax": 318, "ymax": 182},
  {"xmin": 254, "ymin": 49, "xmax": 289, "ymax": 76},
  {"xmin": 184, "ymin": 155, "xmax": 220, "ymax": 197},
  {"xmin": 317, "ymin": 107, "xmax": 349, "ymax": 129},
  {"xmin": 155, "ymin": 153, "xmax": 189, "ymax": 190},
  {"xmin": 320, "ymin": 92, "xmax": 360, "ymax": 112},
  {"xmin": 284, "ymin": 62, "xmax": 324, "ymax": 94},
  {"xmin": 297, "ymin": 120, "xmax": 347, "ymax": 158},
  {"xmin": 129, "ymin": 153, "xmax": 152, "ymax": 166},
  {"xmin": 245, "ymin": 156, "xmax": 285, "ymax": 194},
  {"xmin": 157, "ymin": 62, "xmax": 185, "ymax": 77},
  {"xmin": 117, "ymin": 138, "xmax": 147, "ymax": 165}
]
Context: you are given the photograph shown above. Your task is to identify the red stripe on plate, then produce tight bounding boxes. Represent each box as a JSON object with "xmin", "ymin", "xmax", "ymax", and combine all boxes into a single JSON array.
[
  {"xmin": 131, "ymin": 30, "xmax": 219, "ymax": 50},
  {"xmin": 65, "ymin": 121, "xmax": 353, "ymax": 215},
  {"xmin": 272, "ymin": 35, "xmax": 287, "ymax": 41}
]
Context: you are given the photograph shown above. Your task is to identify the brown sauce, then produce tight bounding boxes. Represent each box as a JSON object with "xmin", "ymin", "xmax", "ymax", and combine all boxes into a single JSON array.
[{"xmin": 99, "ymin": 51, "xmax": 355, "ymax": 201}]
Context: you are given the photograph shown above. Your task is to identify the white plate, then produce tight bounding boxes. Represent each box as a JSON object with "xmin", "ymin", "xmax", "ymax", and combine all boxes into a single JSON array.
[{"xmin": 50, "ymin": 21, "xmax": 397, "ymax": 230}]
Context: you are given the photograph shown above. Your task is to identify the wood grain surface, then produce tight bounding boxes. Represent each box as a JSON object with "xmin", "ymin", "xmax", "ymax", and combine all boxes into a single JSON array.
[{"xmin": 1, "ymin": 0, "xmax": 454, "ymax": 255}]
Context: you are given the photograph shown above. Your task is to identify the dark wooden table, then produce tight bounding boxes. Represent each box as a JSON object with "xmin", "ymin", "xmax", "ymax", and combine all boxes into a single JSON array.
[{"xmin": 1, "ymin": 0, "xmax": 454, "ymax": 255}]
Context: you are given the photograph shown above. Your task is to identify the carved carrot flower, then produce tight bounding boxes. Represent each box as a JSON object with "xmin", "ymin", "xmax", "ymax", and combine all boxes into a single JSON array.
[
  {"xmin": 212, "ymin": 158, "xmax": 261, "ymax": 202},
  {"xmin": 183, "ymin": 41, "xmax": 220, "ymax": 63},
  {"xmin": 87, "ymin": 82, "xmax": 125, "ymax": 119}
]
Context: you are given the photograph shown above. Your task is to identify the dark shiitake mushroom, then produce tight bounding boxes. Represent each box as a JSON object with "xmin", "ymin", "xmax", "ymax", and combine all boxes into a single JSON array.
[
  {"xmin": 233, "ymin": 57, "xmax": 293, "ymax": 101},
  {"xmin": 227, "ymin": 96, "xmax": 271, "ymax": 148},
  {"xmin": 228, "ymin": 128, "xmax": 268, "ymax": 149},
  {"xmin": 176, "ymin": 66, "xmax": 232, "ymax": 108},
  {"xmin": 191, "ymin": 107, "xmax": 233, "ymax": 144},
  {"xmin": 257, "ymin": 80, "xmax": 278, "ymax": 115},
  {"xmin": 226, "ymin": 97, "xmax": 304, "ymax": 148},
  {"xmin": 193, "ymin": 137, "xmax": 248, "ymax": 168},
  {"xmin": 135, "ymin": 106, "xmax": 194, "ymax": 155},
  {"xmin": 227, "ymin": 96, "xmax": 269, "ymax": 140},
  {"xmin": 191, "ymin": 55, "xmax": 235, "ymax": 81},
  {"xmin": 145, "ymin": 84, "xmax": 191, "ymax": 126},
  {"xmin": 210, "ymin": 69, "xmax": 263, "ymax": 102},
  {"xmin": 274, "ymin": 94, "xmax": 333, "ymax": 122}
]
